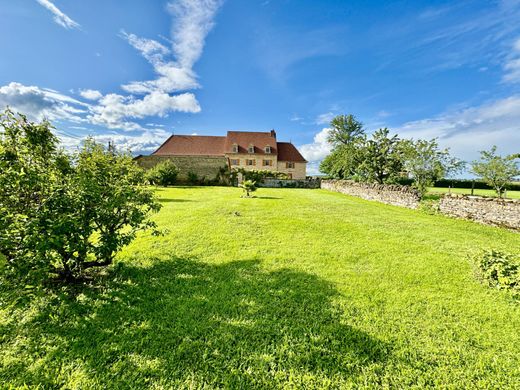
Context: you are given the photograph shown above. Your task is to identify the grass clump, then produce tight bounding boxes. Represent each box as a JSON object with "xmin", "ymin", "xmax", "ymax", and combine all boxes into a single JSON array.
[{"xmin": 473, "ymin": 249, "xmax": 520, "ymax": 297}]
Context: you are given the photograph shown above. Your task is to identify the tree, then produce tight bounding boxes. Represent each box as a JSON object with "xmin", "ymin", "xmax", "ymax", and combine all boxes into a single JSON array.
[
  {"xmin": 320, "ymin": 114, "xmax": 366, "ymax": 179},
  {"xmin": 401, "ymin": 138, "xmax": 464, "ymax": 196},
  {"xmin": 326, "ymin": 114, "xmax": 365, "ymax": 146},
  {"xmin": 146, "ymin": 159, "xmax": 179, "ymax": 186},
  {"xmin": 357, "ymin": 128, "xmax": 404, "ymax": 184},
  {"xmin": 471, "ymin": 146, "xmax": 520, "ymax": 198},
  {"xmin": 0, "ymin": 109, "xmax": 161, "ymax": 281},
  {"xmin": 239, "ymin": 180, "xmax": 257, "ymax": 197}
]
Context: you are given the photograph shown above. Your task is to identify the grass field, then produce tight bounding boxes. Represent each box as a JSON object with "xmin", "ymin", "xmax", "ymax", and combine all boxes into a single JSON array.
[
  {"xmin": 1, "ymin": 187, "xmax": 520, "ymax": 388},
  {"xmin": 429, "ymin": 186, "xmax": 520, "ymax": 199}
]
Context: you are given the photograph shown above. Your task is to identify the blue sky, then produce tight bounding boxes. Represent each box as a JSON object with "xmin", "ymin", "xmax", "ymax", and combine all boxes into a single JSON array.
[{"xmin": 1, "ymin": 0, "xmax": 519, "ymax": 174}]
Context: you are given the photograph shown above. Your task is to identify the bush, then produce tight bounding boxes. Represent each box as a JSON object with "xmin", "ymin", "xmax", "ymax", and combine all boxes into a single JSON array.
[
  {"xmin": 473, "ymin": 249, "xmax": 520, "ymax": 296},
  {"xmin": 433, "ymin": 179, "xmax": 520, "ymax": 191},
  {"xmin": 146, "ymin": 160, "xmax": 178, "ymax": 186},
  {"xmin": 239, "ymin": 180, "xmax": 257, "ymax": 197},
  {"xmin": 187, "ymin": 171, "xmax": 199, "ymax": 185},
  {"xmin": 233, "ymin": 168, "xmax": 288, "ymax": 183},
  {"xmin": 0, "ymin": 110, "xmax": 161, "ymax": 282}
]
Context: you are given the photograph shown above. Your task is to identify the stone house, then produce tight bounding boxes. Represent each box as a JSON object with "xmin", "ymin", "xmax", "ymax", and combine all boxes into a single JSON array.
[{"xmin": 136, "ymin": 130, "xmax": 307, "ymax": 180}]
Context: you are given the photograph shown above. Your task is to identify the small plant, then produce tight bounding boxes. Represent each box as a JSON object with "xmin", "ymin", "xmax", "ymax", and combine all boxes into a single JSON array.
[
  {"xmin": 472, "ymin": 249, "xmax": 520, "ymax": 297},
  {"xmin": 187, "ymin": 171, "xmax": 198, "ymax": 185},
  {"xmin": 239, "ymin": 180, "xmax": 257, "ymax": 197},
  {"xmin": 146, "ymin": 160, "xmax": 178, "ymax": 186}
]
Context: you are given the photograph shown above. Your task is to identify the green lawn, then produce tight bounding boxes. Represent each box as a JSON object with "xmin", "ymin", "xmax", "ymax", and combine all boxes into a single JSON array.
[
  {"xmin": 429, "ymin": 186, "xmax": 520, "ymax": 199},
  {"xmin": 1, "ymin": 187, "xmax": 520, "ymax": 388}
]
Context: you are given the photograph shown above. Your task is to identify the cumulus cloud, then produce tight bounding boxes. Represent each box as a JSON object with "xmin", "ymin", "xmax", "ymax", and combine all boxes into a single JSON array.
[
  {"xmin": 121, "ymin": 0, "xmax": 223, "ymax": 94},
  {"xmin": 0, "ymin": 82, "xmax": 87, "ymax": 122},
  {"xmin": 79, "ymin": 89, "xmax": 103, "ymax": 100},
  {"xmin": 36, "ymin": 0, "xmax": 80, "ymax": 30},
  {"xmin": 87, "ymin": 91, "xmax": 200, "ymax": 131},
  {"xmin": 298, "ymin": 127, "xmax": 332, "ymax": 163},
  {"xmin": 503, "ymin": 38, "xmax": 520, "ymax": 83}
]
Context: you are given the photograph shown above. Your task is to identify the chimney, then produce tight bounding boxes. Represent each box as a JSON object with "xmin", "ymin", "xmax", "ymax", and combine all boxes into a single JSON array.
[{"xmin": 270, "ymin": 129, "xmax": 276, "ymax": 138}]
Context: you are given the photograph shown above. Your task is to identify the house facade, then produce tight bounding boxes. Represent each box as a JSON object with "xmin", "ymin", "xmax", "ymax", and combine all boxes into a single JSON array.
[{"xmin": 147, "ymin": 130, "xmax": 307, "ymax": 179}]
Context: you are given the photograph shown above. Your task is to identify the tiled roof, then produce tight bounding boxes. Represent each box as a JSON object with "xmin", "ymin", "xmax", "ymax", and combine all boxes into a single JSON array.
[
  {"xmin": 152, "ymin": 135, "xmax": 226, "ymax": 156},
  {"xmin": 276, "ymin": 142, "xmax": 307, "ymax": 162},
  {"xmin": 151, "ymin": 131, "xmax": 306, "ymax": 162},
  {"xmin": 225, "ymin": 131, "xmax": 277, "ymax": 155}
]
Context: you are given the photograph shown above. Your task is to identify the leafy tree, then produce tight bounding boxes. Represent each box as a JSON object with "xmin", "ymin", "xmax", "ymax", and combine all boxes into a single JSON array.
[
  {"xmin": 0, "ymin": 109, "xmax": 161, "ymax": 281},
  {"xmin": 326, "ymin": 114, "xmax": 365, "ymax": 146},
  {"xmin": 401, "ymin": 138, "xmax": 464, "ymax": 196},
  {"xmin": 147, "ymin": 159, "xmax": 179, "ymax": 186},
  {"xmin": 319, "ymin": 114, "xmax": 366, "ymax": 179},
  {"xmin": 471, "ymin": 146, "xmax": 520, "ymax": 198},
  {"xmin": 357, "ymin": 128, "xmax": 404, "ymax": 184},
  {"xmin": 239, "ymin": 180, "xmax": 257, "ymax": 197}
]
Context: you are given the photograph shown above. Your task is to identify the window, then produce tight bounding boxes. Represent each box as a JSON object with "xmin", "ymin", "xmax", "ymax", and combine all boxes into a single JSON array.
[
  {"xmin": 230, "ymin": 159, "xmax": 239, "ymax": 166},
  {"xmin": 246, "ymin": 159, "xmax": 256, "ymax": 166},
  {"xmin": 264, "ymin": 145, "xmax": 271, "ymax": 154},
  {"xmin": 248, "ymin": 144, "xmax": 254, "ymax": 153},
  {"xmin": 286, "ymin": 162, "xmax": 295, "ymax": 169},
  {"xmin": 232, "ymin": 143, "xmax": 238, "ymax": 153},
  {"xmin": 263, "ymin": 159, "xmax": 272, "ymax": 166}
]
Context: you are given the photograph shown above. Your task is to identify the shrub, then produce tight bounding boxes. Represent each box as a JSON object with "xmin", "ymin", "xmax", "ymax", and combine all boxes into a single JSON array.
[
  {"xmin": 0, "ymin": 110, "xmax": 161, "ymax": 282},
  {"xmin": 239, "ymin": 180, "xmax": 257, "ymax": 197},
  {"xmin": 187, "ymin": 171, "xmax": 199, "ymax": 185},
  {"xmin": 233, "ymin": 168, "xmax": 288, "ymax": 183},
  {"xmin": 473, "ymin": 249, "xmax": 520, "ymax": 297},
  {"xmin": 146, "ymin": 160, "xmax": 178, "ymax": 186}
]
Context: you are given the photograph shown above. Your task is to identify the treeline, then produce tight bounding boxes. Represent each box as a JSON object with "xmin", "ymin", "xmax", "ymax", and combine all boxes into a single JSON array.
[{"xmin": 319, "ymin": 114, "xmax": 520, "ymax": 197}]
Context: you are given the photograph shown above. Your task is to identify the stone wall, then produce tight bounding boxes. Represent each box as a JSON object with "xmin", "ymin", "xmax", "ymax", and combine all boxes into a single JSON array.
[
  {"xmin": 135, "ymin": 155, "xmax": 228, "ymax": 182},
  {"xmin": 439, "ymin": 193, "xmax": 520, "ymax": 230},
  {"xmin": 260, "ymin": 178, "xmax": 321, "ymax": 189},
  {"xmin": 321, "ymin": 180, "xmax": 421, "ymax": 209}
]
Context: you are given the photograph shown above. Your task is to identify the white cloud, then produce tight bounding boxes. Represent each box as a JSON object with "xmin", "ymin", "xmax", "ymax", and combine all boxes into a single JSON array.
[
  {"xmin": 36, "ymin": 0, "xmax": 80, "ymax": 30},
  {"xmin": 503, "ymin": 37, "xmax": 520, "ymax": 83},
  {"xmin": 315, "ymin": 112, "xmax": 335, "ymax": 125},
  {"xmin": 79, "ymin": 89, "xmax": 103, "ymax": 100},
  {"xmin": 0, "ymin": 82, "xmax": 87, "ymax": 122},
  {"xmin": 298, "ymin": 128, "xmax": 332, "ymax": 162},
  {"xmin": 395, "ymin": 96, "xmax": 520, "ymax": 161},
  {"xmin": 121, "ymin": 0, "xmax": 222, "ymax": 94},
  {"xmin": 87, "ymin": 91, "xmax": 200, "ymax": 131}
]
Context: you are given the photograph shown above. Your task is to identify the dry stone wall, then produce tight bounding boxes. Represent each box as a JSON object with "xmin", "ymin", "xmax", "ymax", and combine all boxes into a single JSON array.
[
  {"xmin": 439, "ymin": 194, "xmax": 520, "ymax": 230},
  {"xmin": 135, "ymin": 155, "xmax": 228, "ymax": 181},
  {"xmin": 321, "ymin": 180, "xmax": 421, "ymax": 209}
]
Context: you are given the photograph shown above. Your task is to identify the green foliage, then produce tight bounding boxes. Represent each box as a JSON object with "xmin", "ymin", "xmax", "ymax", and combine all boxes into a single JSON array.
[
  {"xmin": 233, "ymin": 168, "xmax": 288, "ymax": 183},
  {"xmin": 239, "ymin": 179, "xmax": 257, "ymax": 197},
  {"xmin": 357, "ymin": 128, "xmax": 404, "ymax": 184},
  {"xmin": 146, "ymin": 160, "xmax": 179, "ymax": 186},
  {"xmin": 0, "ymin": 110, "xmax": 161, "ymax": 281},
  {"xmin": 326, "ymin": 114, "xmax": 365, "ymax": 146},
  {"xmin": 473, "ymin": 249, "xmax": 519, "ymax": 296},
  {"xmin": 319, "ymin": 143, "xmax": 362, "ymax": 179},
  {"xmin": 471, "ymin": 146, "xmax": 520, "ymax": 198},
  {"xmin": 401, "ymin": 138, "xmax": 464, "ymax": 196},
  {"xmin": 187, "ymin": 171, "xmax": 198, "ymax": 184}
]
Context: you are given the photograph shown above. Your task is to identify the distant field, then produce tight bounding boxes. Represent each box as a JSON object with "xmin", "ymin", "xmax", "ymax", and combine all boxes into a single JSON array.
[
  {"xmin": 429, "ymin": 186, "xmax": 520, "ymax": 199},
  {"xmin": 1, "ymin": 187, "xmax": 519, "ymax": 388}
]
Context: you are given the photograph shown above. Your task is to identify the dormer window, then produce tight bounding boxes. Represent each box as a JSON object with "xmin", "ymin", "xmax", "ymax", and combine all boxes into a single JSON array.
[
  {"xmin": 232, "ymin": 143, "xmax": 238, "ymax": 153},
  {"xmin": 248, "ymin": 144, "xmax": 254, "ymax": 154},
  {"xmin": 265, "ymin": 145, "xmax": 271, "ymax": 154}
]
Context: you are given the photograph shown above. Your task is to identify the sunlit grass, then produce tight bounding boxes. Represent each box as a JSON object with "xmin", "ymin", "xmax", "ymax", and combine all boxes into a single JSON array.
[
  {"xmin": 429, "ymin": 186, "xmax": 520, "ymax": 199},
  {"xmin": 1, "ymin": 186, "xmax": 519, "ymax": 388}
]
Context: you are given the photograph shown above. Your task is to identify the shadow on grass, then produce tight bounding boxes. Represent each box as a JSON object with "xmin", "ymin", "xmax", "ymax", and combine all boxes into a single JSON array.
[
  {"xmin": 158, "ymin": 198, "xmax": 193, "ymax": 203},
  {"xmin": 1, "ymin": 258, "xmax": 390, "ymax": 387},
  {"xmin": 255, "ymin": 196, "xmax": 282, "ymax": 200}
]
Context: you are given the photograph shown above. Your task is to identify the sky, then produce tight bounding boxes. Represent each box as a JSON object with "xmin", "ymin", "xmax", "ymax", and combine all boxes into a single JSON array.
[{"xmin": 0, "ymin": 0, "xmax": 519, "ymax": 175}]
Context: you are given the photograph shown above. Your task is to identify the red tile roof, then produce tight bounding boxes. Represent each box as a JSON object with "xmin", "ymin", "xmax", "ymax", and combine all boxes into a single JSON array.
[
  {"xmin": 153, "ymin": 135, "xmax": 226, "ymax": 156},
  {"xmin": 276, "ymin": 142, "xmax": 307, "ymax": 162},
  {"xmin": 225, "ymin": 131, "xmax": 277, "ymax": 155},
  {"xmin": 151, "ymin": 131, "xmax": 306, "ymax": 162}
]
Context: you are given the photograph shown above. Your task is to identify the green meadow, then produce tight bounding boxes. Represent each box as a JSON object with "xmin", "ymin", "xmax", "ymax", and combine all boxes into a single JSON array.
[{"xmin": 1, "ymin": 187, "xmax": 519, "ymax": 388}]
